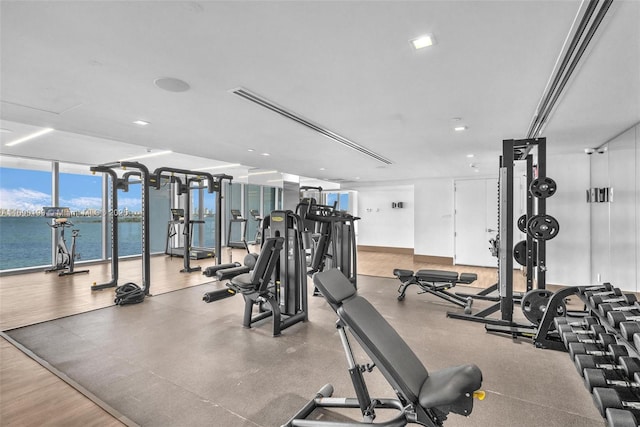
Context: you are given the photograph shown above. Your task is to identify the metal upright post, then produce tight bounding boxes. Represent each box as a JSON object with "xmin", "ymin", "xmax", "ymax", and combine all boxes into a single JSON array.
[
  {"xmin": 536, "ymin": 138, "xmax": 547, "ymax": 290},
  {"xmin": 526, "ymin": 155, "xmax": 534, "ymax": 292},
  {"xmin": 500, "ymin": 139, "xmax": 514, "ymax": 322}
]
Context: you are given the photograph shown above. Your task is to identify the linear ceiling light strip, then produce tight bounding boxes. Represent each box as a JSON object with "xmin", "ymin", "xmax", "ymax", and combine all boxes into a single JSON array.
[
  {"xmin": 527, "ymin": 0, "xmax": 612, "ymax": 139},
  {"xmin": 232, "ymin": 88, "xmax": 392, "ymax": 165}
]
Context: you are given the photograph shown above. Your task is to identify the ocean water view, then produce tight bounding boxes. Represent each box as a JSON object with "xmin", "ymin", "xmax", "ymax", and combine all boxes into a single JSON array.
[{"xmin": 0, "ymin": 216, "xmax": 217, "ymax": 271}]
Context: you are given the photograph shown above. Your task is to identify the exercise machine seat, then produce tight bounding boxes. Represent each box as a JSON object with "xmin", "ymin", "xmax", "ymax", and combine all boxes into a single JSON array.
[
  {"xmin": 314, "ymin": 268, "xmax": 483, "ymax": 413},
  {"xmin": 230, "ymin": 237, "xmax": 283, "ymax": 293}
]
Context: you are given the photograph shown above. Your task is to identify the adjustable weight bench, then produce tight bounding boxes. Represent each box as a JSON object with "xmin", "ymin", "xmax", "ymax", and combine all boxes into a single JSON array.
[
  {"xmin": 284, "ymin": 268, "xmax": 483, "ymax": 426},
  {"xmin": 393, "ymin": 269, "xmax": 477, "ymax": 314}
]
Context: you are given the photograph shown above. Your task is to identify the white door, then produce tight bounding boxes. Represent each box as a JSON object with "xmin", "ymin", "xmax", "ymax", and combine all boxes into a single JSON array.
[{"xmin": 454, "ymin": 179, "xmax": 498, "ymax": 267}]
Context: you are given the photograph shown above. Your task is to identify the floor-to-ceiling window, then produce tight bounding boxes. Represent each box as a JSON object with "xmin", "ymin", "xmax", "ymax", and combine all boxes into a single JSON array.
[
  {"xmin": 0, "ymin": 156, "xmax": 53, "ymax": 270},
  {"xmin": 59, "ymin": 163, "xmax": 103, "ymax": 262},
  {"xmin": 245, "ymin": 184, "xmax": 261, "ymax": 243}
]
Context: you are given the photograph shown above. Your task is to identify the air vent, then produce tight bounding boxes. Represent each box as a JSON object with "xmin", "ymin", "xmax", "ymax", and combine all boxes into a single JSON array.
[
  {"xmin": 527, "ymin": 0, "xmax": 613, "ymax": 138},
  {"xmin": 231, "ymin": 87, "xmax": 392, "ymax": 165}
]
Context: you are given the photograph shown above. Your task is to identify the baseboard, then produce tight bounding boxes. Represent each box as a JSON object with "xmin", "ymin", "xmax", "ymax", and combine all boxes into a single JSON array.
[
  {"xmin": 413, "ymin": 254, "xmax": 454, "ymax": 265},
  {"xmin": 357, "ymin": 245, "xmax": 413, "ymax": 255}
]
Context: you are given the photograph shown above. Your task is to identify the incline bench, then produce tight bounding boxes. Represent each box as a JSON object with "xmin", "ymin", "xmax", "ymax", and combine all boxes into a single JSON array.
[
  {"xmin": 283, "ymin": 268, "xmax": 483, "ymax": 426},
  {"xmin": 393, "ymin": 269, "xmax": 477, "ymax": 314}
]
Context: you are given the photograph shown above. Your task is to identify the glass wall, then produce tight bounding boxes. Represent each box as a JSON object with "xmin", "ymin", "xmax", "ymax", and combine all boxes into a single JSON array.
[
  {"xmin": 245, "ymin": 184, "xmax": 261, "ymax": 243},
  {"xmin": 59, "ymin": 163, "xmax": 103, "ymax": 262},
  {"xmin": 263, "ymin": 187, "xmax": 277, "ymax": 217},
  {"xmin": 0, "ymin": 157, "xmax": 52, "ymax": 270},
  {"xmin": 225, "ymin": 182, "xmax": 243, "ymax": 245},
  {"xmin": 0, "ymin": 155, "xmax": 285, "ymax": 272},
  {"xmin": 326, "ymin": 191, "xmax": 351, "ymax": 212}
]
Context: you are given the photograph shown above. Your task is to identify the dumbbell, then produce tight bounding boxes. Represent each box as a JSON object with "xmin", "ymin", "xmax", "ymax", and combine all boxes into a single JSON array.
[
  {"xmin": 584, "ymin": 368, "xmax": 640, "ymax": 393},
  {"xmin": 600, "ymin": 302, "xmax": 640, "ymax": 316},
  {"xmin": 554, "ymin": 316, "xmax": 598, "ymax": 331},
  {"xmin": 619, "ymin": 322, "xmax": 640, "ymax": 341},
  {"xmin": 609, "ymin": 310, "xmax": 640, "ymax": 328},
  {"xmin": 569, "ymin": 342, "xmax": 628, "ymax": 361},
  {"xmin": 591, "ymin": 292, "xmax": 636, "ymax": 307},
  {"xmin": 606, "ymin": 408, "xmax": 639, "ymax": 427},
  {"xmin": 581, "ymin": 282, "xmax": 615, "ymax": 296},
  {"xmin": 585, "ymin": 286, "xmax": 622, "ymax": 299},
  {"xmin": 574, "ymin": 355, "xmax": 640, "ymax": 379},
  {"xmin": 562, "ymin": 325, "xmax": 613, "ymax": 348},
  {"xmin": 593, "ymin": 387, "xmax": 640, "ymax": 418}
]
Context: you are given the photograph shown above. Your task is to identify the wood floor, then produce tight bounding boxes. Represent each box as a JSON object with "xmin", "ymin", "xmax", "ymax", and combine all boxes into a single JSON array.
[{"xmin": 0, "ymin": 249, "xmax": 510, "ymax": 426}]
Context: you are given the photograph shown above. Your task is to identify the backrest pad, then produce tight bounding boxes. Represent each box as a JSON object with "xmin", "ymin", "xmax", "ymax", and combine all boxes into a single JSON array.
[
  {"xmin": 313, "ymin": 268, "xmax": 357, "ymax": 307},
  {"xmin": 338, "ymin": 296, "xmax": 429, "ymax": 403}
]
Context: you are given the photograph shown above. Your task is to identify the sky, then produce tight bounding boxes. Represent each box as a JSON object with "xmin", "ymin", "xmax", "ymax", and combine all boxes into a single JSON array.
[{"xmin": 0, "ymin": 167, "xmax": 142, "ymax": 213}]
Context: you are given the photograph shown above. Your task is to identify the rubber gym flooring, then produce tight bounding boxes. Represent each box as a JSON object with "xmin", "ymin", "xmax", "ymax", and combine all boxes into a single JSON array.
[{"xmin": 5, "ymin": 275, "xmax": 603, "ymax": 427}]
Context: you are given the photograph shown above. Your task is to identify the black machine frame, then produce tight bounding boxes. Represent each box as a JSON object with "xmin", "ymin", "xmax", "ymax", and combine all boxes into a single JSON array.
[
  {"xmin": 89, "ymin": 162, "xmax": 151, "ymax": 294},
  {"xmin": 154, "ymin": 167, "xmax": 232, "ymax": 272},
  {"xmin": 447, "ymin": 138, "xmax": 551, "ymax": 336}
]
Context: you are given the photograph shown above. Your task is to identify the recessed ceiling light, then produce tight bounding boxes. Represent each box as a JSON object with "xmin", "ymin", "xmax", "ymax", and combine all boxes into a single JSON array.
[
  {"xmin": 154, "ymin": 77, "xmax": 190, "ymax": 92},
  {"xmin": 319, "ymin": 167, "xmax": 326, "ymax": 171},
  {"xmin": 119, "ymin": 150, "xmax": 173, "ymax": 161},
  {"xmin": 454, "ymin": 126, "xmax": 468, "ymax": 132},
  {"xmin": 247, "ymin": 148, "xmax": 255, "ymax": 152},
  {"xmin": 261, "ymin": 153, "xmax": 270, "ymax": 156},
  {"xmin": 410, "ymin": 34, "xmax": 435, "ymax": 50},
  {"xmin": 133, "ymin": 120, "xmax": 150, "ymax": 126},
  {"xmin": 466, "ymin": 154, "xmax": 475, "ymax": 158},
  {"xmin": 5, "ymin": 127, "xmax": 54, "ymax": 147}
]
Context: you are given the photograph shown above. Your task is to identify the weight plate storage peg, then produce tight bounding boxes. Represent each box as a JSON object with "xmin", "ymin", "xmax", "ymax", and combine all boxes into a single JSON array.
[
  {"xmin": 530, "ymin": 177, "xmax": 557, "ymax": 198},
  {"xmin": 527, "ymin": 215, "xmax": 560, "ymax": 240},
  {"xmin": 513, "ymin": 240, "xmax": 537, "ymax": 267},
  {"xmin": 517, "ymin": 215, "xmax": 528, "ymax": 233},
  {"xmin": 521, "ymin": 289, "xmax": 565, "ymax": 325}
]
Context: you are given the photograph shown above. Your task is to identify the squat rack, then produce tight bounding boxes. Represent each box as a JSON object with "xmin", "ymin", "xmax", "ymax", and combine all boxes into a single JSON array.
[{"xmin": 448, "ymin": 137, "xmax": 550, "ymax": 330}]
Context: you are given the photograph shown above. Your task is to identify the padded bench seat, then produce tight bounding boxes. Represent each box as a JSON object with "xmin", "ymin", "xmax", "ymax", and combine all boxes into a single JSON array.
[{"xmin": 392, "ymin": 268, "xmax": 476, "ymax": 312}]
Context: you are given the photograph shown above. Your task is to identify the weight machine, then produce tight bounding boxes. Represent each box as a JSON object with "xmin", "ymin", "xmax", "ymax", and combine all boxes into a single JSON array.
[
  {"xmin": 203, "ymin": 210, "xmax": 308, "ymax": 336},
  {"xmin": 154, "ymin": 167, "xmax": 232, "ymax": 272},
  {"xmin": 89, "ymin": 162, "xmax": 151, "ymax": 294},
  {"xmin": 448, "ymin": 138, "xmax": 563, "ymax": 343}
]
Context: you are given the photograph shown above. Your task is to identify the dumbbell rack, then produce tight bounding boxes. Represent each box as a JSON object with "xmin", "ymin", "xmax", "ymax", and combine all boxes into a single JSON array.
[{"xmin": 555, "ymin": 283, "xmax": 640, "ymax": 427}]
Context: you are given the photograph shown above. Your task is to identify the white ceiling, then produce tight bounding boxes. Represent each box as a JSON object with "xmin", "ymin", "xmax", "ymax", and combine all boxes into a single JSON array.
[{"xmin": 0, "ymin": 1, "xmax": 638, "ymax": 186}]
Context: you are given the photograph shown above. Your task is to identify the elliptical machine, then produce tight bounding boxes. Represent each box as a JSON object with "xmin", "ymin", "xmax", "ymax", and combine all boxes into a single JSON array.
[{"xmin": 43, "ymin": 207, "xmax": 89, "ymax": 276}]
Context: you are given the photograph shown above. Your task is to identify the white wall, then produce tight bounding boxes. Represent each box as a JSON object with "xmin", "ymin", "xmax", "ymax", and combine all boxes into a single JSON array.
[
  {"xmin": 590, "ymin": 124, "xmax": 639, "ymax": 292},
  {"xmin": 546, "ymin": 152, "xmax": 591, "ymax": 286},
  {"xmin": 354, "ymin": 185, "xmax": 414, "ymax": 248},
  {"xmin": 414, "ymin": 178, "xmax": 454, "ymax": 258}
]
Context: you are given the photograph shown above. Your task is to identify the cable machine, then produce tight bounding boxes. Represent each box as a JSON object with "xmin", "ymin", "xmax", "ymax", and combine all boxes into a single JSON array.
[
  {"xmin": 89, "ymin": 162, "xmax": 151, "ymax": 294},
  {"xmin": 153, "ymin": 167, "xmax": 232, "ymax": 270}
]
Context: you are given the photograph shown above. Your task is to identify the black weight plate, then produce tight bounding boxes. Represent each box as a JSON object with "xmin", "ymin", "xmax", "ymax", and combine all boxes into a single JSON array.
[
  {"xmin": 513, "ymin": 240, "xmax": 537, "ymax": 267},
  {"xmin": 530, "ymin": 177, "xmax": 557, "ymax": 198},
  {"xmin": 521, "ymin": 289, "xmax": 563, "ymax": 326},
  {"xmin": 527, "ymin": 214, "xmax": 560, "ymax": 240},
  {"xmin": 517, "ymin": 215, "xmax": 527, "ymax": 233}
]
